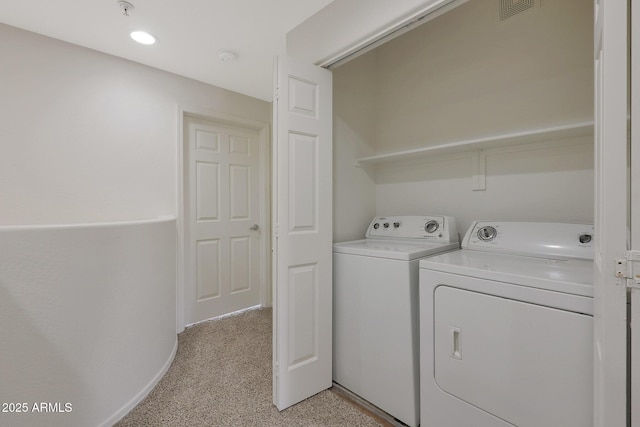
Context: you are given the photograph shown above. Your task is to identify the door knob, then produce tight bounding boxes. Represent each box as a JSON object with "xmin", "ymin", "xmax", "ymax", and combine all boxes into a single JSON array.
[{"xmin": 249, "ymin": 224, "xmax": 259, "ymax": 231}]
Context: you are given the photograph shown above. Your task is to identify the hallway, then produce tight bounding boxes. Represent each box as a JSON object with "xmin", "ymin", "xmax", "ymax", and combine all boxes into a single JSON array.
[{"xmin": 116, "ymin": 308, "xmax": 384, "ymax": 426}]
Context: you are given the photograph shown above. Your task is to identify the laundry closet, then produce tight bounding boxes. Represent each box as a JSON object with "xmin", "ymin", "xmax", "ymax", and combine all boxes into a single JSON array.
[
  {"xmin": 324, "ymin": 0, "xmax": 595, "ymax": 424},
  {"xmin": 331, "ymin": 0, "xmax": 594, "ymax": 243},
  {"xmin": 273, "ymin": 0, "xmax": 631, "ymax": 422}
]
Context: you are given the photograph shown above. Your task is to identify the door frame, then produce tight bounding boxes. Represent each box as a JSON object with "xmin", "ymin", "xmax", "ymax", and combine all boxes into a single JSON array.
[
  {"xmin": 593, "ymin": 0, "xmax": 629, "ymax": 425},
  {"xmin": 177, "ymin": 106, "xmax": 271, "ymax": 332}
]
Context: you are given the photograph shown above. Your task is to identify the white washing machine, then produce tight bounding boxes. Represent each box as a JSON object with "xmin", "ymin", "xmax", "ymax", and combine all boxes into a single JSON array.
[
  {"xmin": 419, "ymin": 221, "xmax": 594, "ymax": 427},
  {"xmin": 333, "ymin": 215, "xmax": 459, "ymax": 427}
]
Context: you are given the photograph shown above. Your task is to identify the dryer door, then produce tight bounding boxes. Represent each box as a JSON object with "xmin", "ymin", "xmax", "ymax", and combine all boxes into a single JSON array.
[{"xmin": 434, "ymin": 285, "xmax": 592, "ymax": 427}]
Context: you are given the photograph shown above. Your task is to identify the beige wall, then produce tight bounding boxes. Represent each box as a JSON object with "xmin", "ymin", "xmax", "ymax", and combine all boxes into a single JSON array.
[
  {"xmin": 374, "ymin": 0, "xmax": 593, "ymax": 152},
  {"xmin": 333, "ymin": 0, "xmax": 594, "ymax": 237},
  {"xmin": 0, "ymin": 24, "xmax": 270, "ymax": 225},
  {"xmin": 333, "ymin": 52, "xmax": 377, "ymax": 242}
]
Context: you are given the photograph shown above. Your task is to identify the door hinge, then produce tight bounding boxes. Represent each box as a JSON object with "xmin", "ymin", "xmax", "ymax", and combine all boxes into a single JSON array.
[{"xmin": 615, "ymin": 250, "xmax": 640, "ymax": 288}]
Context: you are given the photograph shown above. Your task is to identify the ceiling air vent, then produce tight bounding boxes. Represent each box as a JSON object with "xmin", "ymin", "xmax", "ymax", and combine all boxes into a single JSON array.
[{"xmin": 499, "ymin": 0, "xmax": 536, "ymax": 21}]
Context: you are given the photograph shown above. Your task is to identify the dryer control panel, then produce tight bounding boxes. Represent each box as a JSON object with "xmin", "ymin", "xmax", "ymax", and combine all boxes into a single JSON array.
[
  {"xmin": 366, "ymin": 215, "xmax": 458, "ymax": 243},
  {"xmin": 463, "ymin": 221, "xmax": 594, "ymax": 260}
]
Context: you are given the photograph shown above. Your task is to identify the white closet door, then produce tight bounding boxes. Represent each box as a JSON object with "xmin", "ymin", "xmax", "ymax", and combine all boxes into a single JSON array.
[
  {"xmin": 272, "ymin": 55, "xmax": 333, "ymax": 410},
  {"xmin": 593, "ymin": 1, "xmax": 628, "ymax": 426},
  {"xmin": 631, "ymin": 1, "xmax": 640, "ymax": 425}
]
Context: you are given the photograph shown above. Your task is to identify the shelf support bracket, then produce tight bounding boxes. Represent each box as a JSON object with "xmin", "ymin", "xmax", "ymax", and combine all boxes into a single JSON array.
[{"xmin": 471, "ymin": 150, "xmax": 486, "ymax": 191}]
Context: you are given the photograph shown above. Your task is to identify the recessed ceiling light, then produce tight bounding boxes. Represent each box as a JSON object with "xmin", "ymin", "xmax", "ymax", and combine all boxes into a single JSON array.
[{"xmin": 130, "ymin": 31, "xmax": 157, "ymax": 45}]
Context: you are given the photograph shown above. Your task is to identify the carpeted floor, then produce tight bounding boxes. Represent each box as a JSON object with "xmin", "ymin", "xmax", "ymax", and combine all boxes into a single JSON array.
[{"xmin": 115, "ymin": 307, "xmax": 384, "ymax": 426}]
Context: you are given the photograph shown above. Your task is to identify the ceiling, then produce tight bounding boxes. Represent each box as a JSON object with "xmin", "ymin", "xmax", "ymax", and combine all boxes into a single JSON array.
[{"xmin": 0, "ymin": 0, "xmax": 334, "ymax": 101}]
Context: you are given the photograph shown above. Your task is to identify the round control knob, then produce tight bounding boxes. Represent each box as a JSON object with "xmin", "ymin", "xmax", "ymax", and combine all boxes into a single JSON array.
[
  {"xmin": 373, "ymin": 223, "xmax": 380, "ymax": 230},
  {"xmin": 383, "ymin": 222, "xmax": 390, "ymax": 229},
  {"xmin": 424, "ymin": 220, "xmax": 439, "ymax": 233},
  {"xmin": 393, "ymin": 222, "xmax": 400, "ymax": 229},
  {"xmin": 477, "ymin": 226, "xmax": 497, "ymax": 241},
  {"xmin": 579, "ymin": 234, "xmax": 592, "ymax": 244}
]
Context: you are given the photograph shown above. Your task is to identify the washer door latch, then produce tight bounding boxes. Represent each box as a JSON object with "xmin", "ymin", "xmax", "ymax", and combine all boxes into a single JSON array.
[{"xmin": 615, "ymin": 250, "xmax": 640, "ymax": 288}]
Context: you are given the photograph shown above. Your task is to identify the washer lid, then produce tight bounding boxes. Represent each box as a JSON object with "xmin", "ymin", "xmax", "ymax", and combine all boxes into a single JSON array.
[
  {"xmin": 420, "ymin": 249, "xmax": 593, "ymax": 297},
  {"xmin": 334, "ymin": 239, "xmax": 459, "ymax": 261}
]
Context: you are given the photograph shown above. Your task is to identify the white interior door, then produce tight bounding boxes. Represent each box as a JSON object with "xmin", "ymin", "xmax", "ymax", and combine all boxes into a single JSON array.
[
  {"xmin": 184, "ymin": 115, "xmax": 262, "ymax": 324},
  {"xmin": 631, "ymin": 1, "xmax": 640, "ymax": 424},
  {"xmin": 593, "ymin": 1, "xmax": 629, "ymax": 425},
  {"xmin": 272, "ymin": 55, "xmax": 333, "ymax": 410}
]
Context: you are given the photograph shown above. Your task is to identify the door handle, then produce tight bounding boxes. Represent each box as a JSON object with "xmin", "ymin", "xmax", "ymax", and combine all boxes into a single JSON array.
[
  {"xmin": 450, "ymin": 326, "xmax": 462, "ymax": 360},
  {"xmin": 249, "ymin": 224, "xmax": 259, "ymax": 231}
]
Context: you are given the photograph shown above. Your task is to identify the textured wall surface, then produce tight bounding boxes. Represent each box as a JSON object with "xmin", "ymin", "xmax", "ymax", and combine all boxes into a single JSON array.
[{"xmin": 0, "ymin": 218, "xmax": 177, "ymax": 427}]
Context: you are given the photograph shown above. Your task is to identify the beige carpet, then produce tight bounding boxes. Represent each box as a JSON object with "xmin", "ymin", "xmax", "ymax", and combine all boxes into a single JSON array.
[{"xmin": 115, "ymin": 307, "xmax": 383, "ymax": 426}]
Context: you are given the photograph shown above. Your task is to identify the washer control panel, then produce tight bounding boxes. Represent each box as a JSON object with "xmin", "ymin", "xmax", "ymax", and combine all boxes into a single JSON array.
[
  {"xmin": 463, "ymin": 221, "xmax": 594, "ymax": 260},
  {"xmin": 366, "ymin": 215, "xmax": 458, "ymax": 242}
]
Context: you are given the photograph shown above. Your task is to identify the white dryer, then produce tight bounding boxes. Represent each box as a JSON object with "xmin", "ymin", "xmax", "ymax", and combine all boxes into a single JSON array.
[
  {"xmin": 333, "ymin": 215, "xmax": 459, "ymax": 427},
  {"xmin": 419, "ymin": 221, "xmax": 594, "ymax": 427}
]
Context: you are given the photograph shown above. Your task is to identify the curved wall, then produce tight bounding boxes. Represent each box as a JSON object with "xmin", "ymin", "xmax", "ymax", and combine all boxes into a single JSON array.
[{"xmin": 0, "ymin": 217, "xmax": 177, "ymax": 427}]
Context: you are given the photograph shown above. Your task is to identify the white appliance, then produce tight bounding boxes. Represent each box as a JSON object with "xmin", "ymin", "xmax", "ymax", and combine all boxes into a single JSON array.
[
  {"xmin": 419, "ymin": 221, "xmax": 594, "ymax": 427},
  {"xmin": 333, "ymin": 215, "xmax": 459, "ymax": 427}
]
